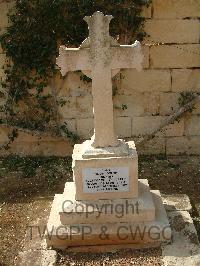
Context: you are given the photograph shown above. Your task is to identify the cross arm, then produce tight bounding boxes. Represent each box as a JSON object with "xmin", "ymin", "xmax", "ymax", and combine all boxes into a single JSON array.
[
  {"xmin": 56, "ymin": 46, "xmax": 91, "ymax": 76},
  {"xmin": 111, "ymin": 41, "xmax": 144, "ymax": 71}
]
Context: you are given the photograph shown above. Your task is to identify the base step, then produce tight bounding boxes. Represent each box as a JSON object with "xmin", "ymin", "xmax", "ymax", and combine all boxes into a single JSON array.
[
  {"xmin": 58, "ymin": 179, "xmax": 155, "ymax": 224},
  {"xmin": 46, "ymin": 188, "xmax": 171, "ymax": 250}
]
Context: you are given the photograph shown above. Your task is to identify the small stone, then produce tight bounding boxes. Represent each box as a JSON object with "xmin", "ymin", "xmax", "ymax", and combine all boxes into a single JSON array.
[
  {"xmin": 16, "ymin": 250, "xmax": 57, "ymax": 266},
  {"xmin": 162, "ymin": 194, "xmax": 192, "ymax": 212}
]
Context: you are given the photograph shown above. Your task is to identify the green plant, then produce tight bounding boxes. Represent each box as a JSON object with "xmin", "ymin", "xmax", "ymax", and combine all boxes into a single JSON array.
[
  {"xmin": 122, "ymin": 104, "xmax": 128, "ymax": 110},
  {"xmin": 60, "ymin": 122, "xmax": 80, "ymax": 144},
  {"xmin": 0, "ymin": 155, "xmax": 72, "ymax": 185},
  {"xmin": 112, "ymin": 85, "xmax": 118, "ymax": 97},
  {"xmin": 80, "ymin": 73, "xmax": 92, "ymax": 83},
  {"xmin": 114, "ymin": 103, "xmax": 128, "ymax": 110},
  {"xmin": 0, "ymin": 0, "xmax": 151, "ymax": 147}
]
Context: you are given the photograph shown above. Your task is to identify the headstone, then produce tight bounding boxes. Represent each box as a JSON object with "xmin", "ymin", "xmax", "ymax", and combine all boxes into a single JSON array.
[
  {"xmin": 57, "ymin": 11, "xmax": 143, "ymax": 149},
  {"xmin": 46, "ymin": 11, "xmax": 171, "ymax": 249}
]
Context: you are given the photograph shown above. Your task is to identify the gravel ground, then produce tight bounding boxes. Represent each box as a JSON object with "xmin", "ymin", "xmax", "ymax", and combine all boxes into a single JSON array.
[
  {"xmin": 58, "ymin": 248, "xmax": 163, "ymax": 265},
  {"xmin": 0, "ymin": 199, "xmax": 52, "ymax": 265}
]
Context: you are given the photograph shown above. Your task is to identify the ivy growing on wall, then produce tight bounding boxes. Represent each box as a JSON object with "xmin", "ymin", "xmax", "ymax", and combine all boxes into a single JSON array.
[{"xmin": 0, "ymin": 0, "xmax": 151, "ymax": 145}]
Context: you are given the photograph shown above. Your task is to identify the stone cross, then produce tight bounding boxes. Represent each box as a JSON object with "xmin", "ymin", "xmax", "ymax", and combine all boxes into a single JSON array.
[{"xmin": 57, "ymin": 11, "xmax": 143, "ymax": 148}]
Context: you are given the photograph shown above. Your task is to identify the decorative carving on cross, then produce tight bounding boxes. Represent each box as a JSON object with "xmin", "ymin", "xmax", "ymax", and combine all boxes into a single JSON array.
[{"xmin": 57, "ymin": 11, "xmax": 143, "ymax": 148}]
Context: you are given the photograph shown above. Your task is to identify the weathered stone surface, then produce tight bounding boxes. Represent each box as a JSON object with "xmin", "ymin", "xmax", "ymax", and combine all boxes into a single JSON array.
[
  {"xmin": 150, "ymin": 44, "xmax": 200, "ymax": 68},
  {"xmin": 35, "ymin": 141, "xmax": 71, "ymax": 157},
  {"xmin": 137, "ymin": 136, "xmax": 166, "ymax": 155},
  {"xmin": 111, "ymin": 45, "xmax": 148, "ymax": 69},
  {"xmin": 68, "ymin": 72, "xmax": 92, "ymax": 96},
  {"xmin": 76, "ymin": 95, "xmax": 93, "ymax": 118},
  {"xmin": 163, "ymin": 119, "xmax": 184, "ymax": 137},
  {"xmin": 65, "ymin": 242, "xmax": 161, "ymax": 252},
  {"xmin": 141, "ymin": 46, "xmax": 149, "ymax": 68},
  {"xmin": 142, "ymin": 92, "xmax": 160, "ymax": 116},
  {"xmin": 162, "ymin": 210, "xmax": 200, "ymax": 266},
  {"xmin": 53, "ymin": 72, "xmax": 70, "ymax": 97},
  {"xmin": 114, "ymin": 93, "xmax": 160, "ymax": 117},
  {"xmin": 132, "ymin": 116, "xmax": 165, "ymax": 137},
  {"xmin": 0, "ymin": 139, "xmax": 73, "ymax": 156},
  {"xmin": 172, "ymin": 69, "xmax": 200, "ymax": 92},
  {"xmin": 76, "ymin": 118, "xmax": 94, "ymax": 139},
  {"xmin": 56, "ymin": 71, "xmax": 92, "ymax": 98},
  {"xmin": 153, "ymin": 0, "xmax": 200, "ymax": 18},
  {"xmin": 162, "ymin": 194, "xmax": 192, "ymax": 212},
  {"xmin": 82, "ymin": 139, "xmax": 130, "ymax": 159},
  {"xmin": 61, "ymin": 118, "xmax": 76, "ymax": 133},
  {"xmin": 145, "ymin": 19, "xmax": 200, "ymax": 43},
  {"xmin": 17, "ymin": 250, "xmax": 57, "ymax": 266},
  {"xmin": 114, "ymin": 95, "xmax": 144, "ymax": 117},
  {"xmin": 46, "ymin": 190, "xmax": 171, "ymax": 249},
  {"xmin": 159, "ymin": 92, "xmax": 180, "ymax": 116},
  {"xmin": 141, "ymin": 5, "xmax": 152, "ymax": 18},
  {"xmin": 185, "ymin": 115, "xmax": 200, "ymax": 136},
  {"xmin": 0, "ymin": 129, "xmax": 67, "ymax": 144},
  {"xmin": 57, "ymin": 12, "xmax": 145, "ymax": 148},
  {"xmin": 166, "ymin": 136, "xmax": 200, "ymax": 155},
  {"xmin": 59, "ymin": 179, "xmax": 155, "ymax": 224},
  {"xmin": 121, "ymin": 69, "xmax": 171, "ymax": 93},
  {"xmin": 58, "ymin": 96, "xmax": 77, "ymax": 119},
  {"xmin": 114, "ymin": 116, "xmax": 132, "ymax": 138}
]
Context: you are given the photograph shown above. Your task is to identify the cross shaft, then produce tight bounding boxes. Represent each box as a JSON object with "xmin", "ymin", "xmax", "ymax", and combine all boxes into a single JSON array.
[{"xmin": 57, "ymin": 11, "xmax": 143, "ymax": 148}]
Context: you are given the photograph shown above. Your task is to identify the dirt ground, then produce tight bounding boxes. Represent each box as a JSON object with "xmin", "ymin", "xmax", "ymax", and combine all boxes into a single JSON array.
[{"xmin": 0, "ymin": 155, "xmax": 199, "ymax": 265}]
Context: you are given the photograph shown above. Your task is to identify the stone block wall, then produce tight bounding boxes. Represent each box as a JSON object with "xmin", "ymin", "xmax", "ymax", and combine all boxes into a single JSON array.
[{"xmin": 0, "ymin": 0, "xmax": 200, "ymax": 156}]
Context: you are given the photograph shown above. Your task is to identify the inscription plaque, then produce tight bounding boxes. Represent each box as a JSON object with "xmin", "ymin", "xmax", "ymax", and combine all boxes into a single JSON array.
[{"xmin": 82, "ymin": 167, "xmax": 129, "ymax": 193}]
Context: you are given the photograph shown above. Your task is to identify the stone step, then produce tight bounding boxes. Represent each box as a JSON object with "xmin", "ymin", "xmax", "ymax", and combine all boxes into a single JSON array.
[
  {"xmin": 58, "ymin": 179, "xmax": 155, "ymax": 225},
  {"xmin": 46, "ymin": 189, "xmax": 171, "ymax": 250}
]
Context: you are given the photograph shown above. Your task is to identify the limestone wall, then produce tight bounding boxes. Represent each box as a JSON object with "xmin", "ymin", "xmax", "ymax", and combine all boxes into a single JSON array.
[{"xmin": 0, "ymin": 0, "xmax": 200, "ymax": 156}]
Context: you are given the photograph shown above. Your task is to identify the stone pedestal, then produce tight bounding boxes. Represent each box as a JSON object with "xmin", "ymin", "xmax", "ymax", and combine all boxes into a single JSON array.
[
  {"xmin": 45, "ymin": 141, "xmax": 171, "ymax": 249},
  {"xmin": 72, "ymin": 140, "xmax": 138, "ymax": 200}
]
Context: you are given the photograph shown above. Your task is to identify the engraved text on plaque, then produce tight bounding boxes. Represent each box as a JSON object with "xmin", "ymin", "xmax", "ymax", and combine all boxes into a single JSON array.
[{"xmin": 82, "ymin": 167, "xmax": 129, "ymax": 193}]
